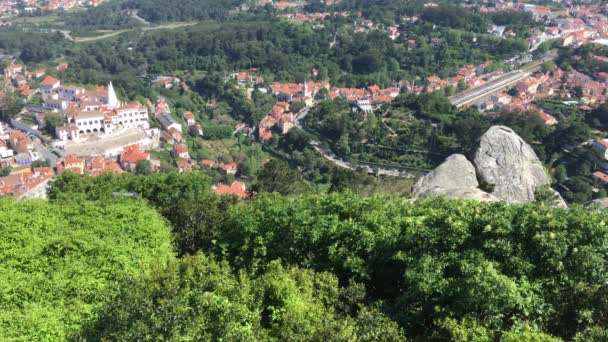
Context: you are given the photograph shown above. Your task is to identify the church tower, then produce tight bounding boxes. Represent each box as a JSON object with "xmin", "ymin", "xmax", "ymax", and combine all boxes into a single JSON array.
[
  {"xmin": 303, "ymin": 80, "xmax": 311, "ymax": 98},
  {"xmin": 107, "ymin": 82, "xmax": 119, "ymax": 108}
]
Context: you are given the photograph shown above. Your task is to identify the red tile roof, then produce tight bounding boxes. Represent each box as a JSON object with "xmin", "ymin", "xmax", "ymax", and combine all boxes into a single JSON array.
[
  {"xmin": 63, "ymin": 155, "xmax": 83, "ymax": 165},
  {"xmin": 201, "ymin": 159, "xmax": 216, "ymax": 167},
  {"xmin": 259, "ymin": 128, "xmax": 272, "ymax": 141},
  {"xmin": 214, "ymin": 181, "xmax": 249, "ymax": 199},
  {"xmin": 174, "ymin": 143, "xmax": 188, "ymax": 154},
  {"xmin": 40, "ymin": 76, "xmax": 59, "ymax": 87},
  {"xmin": 593, "ymin": 171, "xmax": 608, "ymax": 183},
  {"xmin": 120, "ymin": 145, "xmax": 149, "ymax": 164},
  {"xmin": 220, "ymin": 162, "xmax": 238, "ymax": 172}
]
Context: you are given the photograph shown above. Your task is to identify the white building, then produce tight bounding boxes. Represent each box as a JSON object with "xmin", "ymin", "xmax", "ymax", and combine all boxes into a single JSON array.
[
  {"xmin": 113, "ymin": 102, "xmax": 150, "ymax": 130},
  {"xmin": 56, "ymin": 124, "xmax": 80, "ymax": 142},
  {"xmin": 44, "ymin": 81, "xmax": 120, "ymax": 112},
  {"xmin": 0, "ymin": 140, "xmax": 14, "ymax": 159},
  {"xmin": 56, "ymin": 101, "xmax": 150, "ymax": 141},
  {"xmin": 69, "ymin": 111, "xmax": 106, "ymax": 133}
]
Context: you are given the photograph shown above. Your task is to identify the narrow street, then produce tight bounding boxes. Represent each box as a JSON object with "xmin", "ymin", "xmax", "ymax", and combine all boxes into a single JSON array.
[{"xmin": 32, "ymin": 139, "xmax": 60, "ymax": 167}]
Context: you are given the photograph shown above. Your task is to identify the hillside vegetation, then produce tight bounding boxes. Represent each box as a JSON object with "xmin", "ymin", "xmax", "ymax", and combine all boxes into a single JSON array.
[
  {"xmin": 0, "ymin": 199, "xmax": 174, "ymax": 340},
  {"xmin": 38, "ymin": 172, "xmax": 608, "ymax": 340}
]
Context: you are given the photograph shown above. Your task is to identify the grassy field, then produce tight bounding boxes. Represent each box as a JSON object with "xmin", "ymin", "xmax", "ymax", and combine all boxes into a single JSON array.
[{"xmin": 198, "ymin": 139, "xmax": 237, "ymax": 161}]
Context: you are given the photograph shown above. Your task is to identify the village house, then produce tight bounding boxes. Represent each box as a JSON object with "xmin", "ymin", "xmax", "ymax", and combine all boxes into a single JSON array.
[
  {"xmin": 534, "ymin": 111, "xmax": 558, "ymax": 126},
  {"xmin": 219, "ymin": 162, "xmax": 239, "ymax": 175},
  {"xmin": 593, "ymin": 171, "xmax": 608, "ymax": 184},
  {"xmin": 183, "ymin": 111, "xmax": 196, "ymax": 126},
  {"xmin": 14, "ymin": 153, "xmax": 33, "ymax": 166},
  {"xmin": 8, "ymin": 131, "xmax": 32, "ymax": 154},
  {"xmin": 214, "ymin": 180, "xmax": 249, "ymax": 199},
  {"xmin": 387, "ymin": 25, "xmax": 400, "ymax": 40},
  {"xmin": 278, "ymin": 114, "xmax": 295, "ymax": 134},
  {"xmin": 84, "ymin": 156, "xmax": 122, "ymax": 176},
  {"xmin": 0, "ymin": 140, "xmax": 14, "ymax": 160},
  {"xmin": 120, "ymin": 144, "xmax": 150, "ymax": 172},
  {"xmin": 39, "ymin": 76, "xmax": 60, "ymax": 98},
  {"xmin": 176, "ymin": 158, "xmax": 197, "ymax": 173},
  {"xmin": 3, "ymin": 63, "xmax": 23, "ymax": 78},
  {"xmin": 56, "ymin": 63, "xmax": 69, "ymax": 72},
  {"xmin": 516, "ymin": 78, "xmax": 539, "ymax": 94},
  {"xmin": 163, "ymin": 127, "xmax": 184, "ymax": 145},
  {"xmin": 152, "ymin": 76, "xmax": 181, "ymax": 89},
  {"xmin": 57, "ymin": 155, "xmax": 85, "ymax": 175},
  {"xmin": 226, "ymin": 70, "xmax": 264, "ymax": 87},
  {"xmin": 154, "ymin": 98, "xmax": 171, "ymax": 115},
  {"xmin": 172, "ymin": 143, "xmax": 190, "ymax": 159},
  {"xmin": 0, "ymin": 167, "xmax": 54, "ymax": 198},
  {"xmin": 201, "ymin": 159, "xmax": 216, "ymax": 168}
]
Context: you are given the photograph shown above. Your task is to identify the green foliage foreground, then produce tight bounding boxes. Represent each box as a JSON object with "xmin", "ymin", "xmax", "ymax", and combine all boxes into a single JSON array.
[
  {"xmin": 210, "ymin": 194, "xmax": 608, "ymax": 341},
  {"xmin": 6, "ymin": 173, "xmax": 608, "ymax": 340},
  {"xmin": 0, "ymin": 199, "xmax": 174, "ymax": 340}
]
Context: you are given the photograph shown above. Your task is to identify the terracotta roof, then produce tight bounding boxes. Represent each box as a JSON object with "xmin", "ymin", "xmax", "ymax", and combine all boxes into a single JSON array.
[
  {"xmin": 120, "ymin": 144, "xmax": 149, "ymax": 164},
  {"xmin": 259, "ymin": 128, "xmax": 272, "ymax": 141},
  {"xmin": 214, "ymin": 181, "xmax": 248, "ymax": 199},
  {"xmin": 201, "ymin": 159, "xmax": 216, "ymax": 167},
  {"xmin": 174, "ymin": 144, "xmax": 188, "ymax": 154},
  {"xmin": 63, "ymin": 155, "xmax": 84, "ymax": 165},
  {"xmin": 220, "ymin": 162, "xmax": 238, "ymax": 172},
  {"xmin": 594, "ymin": 171, "xmax": 608, "ymax": 183},
  {"xmin": 34, "ymin": 167, "xmax": 54, "ymax": 177},
  {"xmin": 40, "ymin": 76, "xmax": 59, "ymax": 87}
]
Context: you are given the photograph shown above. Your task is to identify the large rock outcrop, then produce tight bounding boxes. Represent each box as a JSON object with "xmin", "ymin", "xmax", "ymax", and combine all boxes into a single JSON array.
[
  {"xmin": 473, "ymin": 126, "xmax": 565, "ymax": 205},
  {"xmin": 413, "ymin": 154, "xmax": 497, "ymax": 202},
  {"xmin": 413, "ymin": 125, "xmax": 566, "ymax": 207}
]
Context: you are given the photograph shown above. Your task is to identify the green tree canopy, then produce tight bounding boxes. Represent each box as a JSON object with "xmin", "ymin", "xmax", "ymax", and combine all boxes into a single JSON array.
[{"xmin": 0, "ymin": 199, "xmax": 173, "ymax": 340}]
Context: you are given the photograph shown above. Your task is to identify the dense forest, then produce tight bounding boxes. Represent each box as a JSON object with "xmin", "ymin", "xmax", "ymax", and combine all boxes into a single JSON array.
[
  {"xmin": 301, "ymin": 92, "xmax": 592, "ymax": 178},
  {"xmin": 61, "ymin": 0, "xmax": 245, "ymax": 30},
  {"xmin": 0, "ymin": 171, "xmax": 604, "ymax": 340}
]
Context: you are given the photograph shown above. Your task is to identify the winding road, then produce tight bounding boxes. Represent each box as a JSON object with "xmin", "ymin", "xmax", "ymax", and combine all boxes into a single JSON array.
[
  {"xmin": 310, "ymin": 141, "xmax": 420, "ymax": 178},
  {"xmin": 58, "ymin": 21, "xmax": 197, "ymax": 43}
]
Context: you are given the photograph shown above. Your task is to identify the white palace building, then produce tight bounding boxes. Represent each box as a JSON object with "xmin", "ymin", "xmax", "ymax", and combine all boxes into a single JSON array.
[{"xmin": 39, "ymin": 76, "xmax": 150, "ymax": 142}]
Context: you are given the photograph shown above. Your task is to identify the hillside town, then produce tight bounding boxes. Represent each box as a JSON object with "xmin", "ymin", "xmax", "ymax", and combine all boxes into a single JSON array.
[
  {"xmin": 0, "ymin": 0, "xmax": 105, "ymax": 18},
  {"xmin": 2, "ymin": 0, "xmax": 608, "ymax": 201},
  {"xmin": 7, "ymin": 1, "xmax": 608, "ymax": 341}
]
